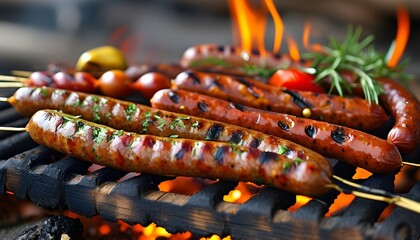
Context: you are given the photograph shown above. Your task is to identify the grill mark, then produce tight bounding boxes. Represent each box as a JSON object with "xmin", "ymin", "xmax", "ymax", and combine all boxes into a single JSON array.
[
  {"xmin": 305, "ymin": 125, "xmax": 317, "ymax": 138},
  {"xmin": 175, "ymin": 148, "xmax": 186, "ymax": 160},
  {"xmin": 168, "ymin": 91, "xmax": 180, "ymax": 104},
  {"xmin": 211, "ymin": 79, "xmax": 223, "ymax": 89},
  {"xmin": 229, "ymin": 131, "xmax": 243, "ymax": 144},
  {"xmin": 217, "ymin": 45, "xmax": 225, "ymax": 52},
  {"xmin": 230, "ymin": 102, "xmax": 246, "ymax": 112},
  {"xmin": 258, "ymin": 152, "xmax": 278, "ymax": 164},
  {"xmin": 331, "ymin": 127, "xmax": 350, "ymax": 144},
  {"xmin": 206, "ymin": 124, "xmax": 224, "ymax": 140},
  {"xmin": 249, "ymin": 138, "xmax": 262, "ymax": 148},
  {"xmin": 235, "ymin": 77, "xmax": 261, "ymax": 98},
  {"xmin": 185, "ymin": 70, "xmax": 200, "ymax": 84},
  {"xmin": 197, "ymin": 101, "xmax": 208, "ymax": 113},
  {"xmin": 214, "ymin": 146, "xmax": 227, "ymax": 164},
  {"xmin": 277, "ymin": 120, "xmax": 290, "ymax": 131},
  {"xmin": 282, "ymin": 89, "xmax": 313, "ymax": 109}
]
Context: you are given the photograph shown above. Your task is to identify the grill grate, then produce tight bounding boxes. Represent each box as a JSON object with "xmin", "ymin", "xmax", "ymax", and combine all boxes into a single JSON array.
[{"xmin": 0, "ymin": 99, "xmax": 419, "ymax": 239}]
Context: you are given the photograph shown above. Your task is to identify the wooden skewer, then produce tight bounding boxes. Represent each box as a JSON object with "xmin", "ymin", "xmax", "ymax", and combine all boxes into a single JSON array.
[
  {"xmin": 0, "ymin": 125, "xmax": 418, "ymax": 214},
  {"xmin": 11, "ymin": 70, "xmax": 32, "ymax": 78},
  {"xmin": 403, "ymin": 161, "xmax": 420, "ymax": 167},
  {"xmin": 331, "ymin": 175, "xmax": 420, "ymax": 214},
  {"xmin": 0, "ymin": 75, "xmax": 28, "ymax": 82},
  {"xmin": 0, "ymin": 82, "xmax": 26, "ymax": 88}
]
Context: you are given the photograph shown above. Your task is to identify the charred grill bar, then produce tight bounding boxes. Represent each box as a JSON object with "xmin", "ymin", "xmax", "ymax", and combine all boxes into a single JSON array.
[{"xmin": 0, "ymin": 94, "xmax": 419, "ymax": 240}]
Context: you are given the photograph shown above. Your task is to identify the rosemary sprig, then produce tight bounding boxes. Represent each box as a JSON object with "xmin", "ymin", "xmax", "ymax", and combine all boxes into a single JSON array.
[{"xmin": 303, "ymin": 26, "xmax": 411, "ymax": 104}]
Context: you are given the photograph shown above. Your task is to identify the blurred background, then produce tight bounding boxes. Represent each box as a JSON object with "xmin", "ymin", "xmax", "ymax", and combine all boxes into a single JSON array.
[{"xmin": 0, "ymin": 0, "xmax": 419, "ymax": 93}]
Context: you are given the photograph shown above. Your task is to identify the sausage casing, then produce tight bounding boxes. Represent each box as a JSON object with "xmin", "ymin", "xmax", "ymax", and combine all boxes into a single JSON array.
[
  {"xmin": 27, "ymin": 110, "xmax": 333, "ymax": 197},
  {"xmin": 8, "ymin": 87, "xmax": 328, "ymax": 166},
  {"xmin": 172, "ymin": 70, "xmax": 389, "ymax": 131},
  {"xmin": 150, "ymin": 89, "xmax": 403, "ymax": 174},
  {"xmin": 378, "ymin": 78, "xmax": 420, "ymax": 154}
]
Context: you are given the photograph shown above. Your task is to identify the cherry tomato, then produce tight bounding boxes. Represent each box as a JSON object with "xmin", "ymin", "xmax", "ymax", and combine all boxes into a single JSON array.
[
  {"xmin": 131, "ymin": 72, "xmax": 171, "ymax": 99},
  {"xmin": 28, "ymin": 71, "xmax": 54, "ymax": 87},
  {"xmin": 99, "ymin": 70, "xmax": 132, "ymax": 98},
  {"xmin": 52, "ymin": 71, "xmax": 98, "ymax": 93},
  {"xmin": 268, "ymin": 69, "xmax": 325, "ymax": 93}
]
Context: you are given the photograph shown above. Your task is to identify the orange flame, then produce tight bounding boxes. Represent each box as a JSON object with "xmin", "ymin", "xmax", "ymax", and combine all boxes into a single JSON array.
[
  {"xmin": 228, "ymin": 0, "xmax": 267, "ymax": 54},
  {"xmin": 264, "ymin": 0, "xmax": 284, "ymax": 53},
  {"xmin": 287, "ymin": 35, "xmax": 300, "ymax": 61},
  {"xmin": 387, "ymin": 6, "xmax": 410, "ymax": 68},
  {"xmin": 303, "ymin": 22, "xmax": 324, "ymax": 52}
]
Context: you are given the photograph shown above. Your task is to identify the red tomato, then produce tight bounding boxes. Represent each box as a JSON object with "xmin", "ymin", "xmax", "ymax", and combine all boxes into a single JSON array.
[
  {"xmin": 131, "ymin": 72, "xmax": 171, "ymax": 99},
  {"xmin": 99, "ymin": 70, "xmax": 132, "ymax": 98},
  {"xmin": 268, "ymin": 69, "xmax": 325, "ymax": 93}
]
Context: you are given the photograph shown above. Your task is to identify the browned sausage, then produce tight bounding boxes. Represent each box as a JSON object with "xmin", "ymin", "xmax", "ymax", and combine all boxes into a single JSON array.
[
  {"xmin": 171, "ymin": 70, "xmax": 389, "ymax": 132},
  {"xmin": 180, "ymin": 44, "xmax": 295, "ymax": 70},
  {"xmin": 378, "ymin": 78, "xmax": 420, "ymax": 154},
  {"xmin": 7, "ymin": 87, "xmax": 328, "ymax": 166},
  {"xmin": 150, "ymin": 89, "xmax": 403, "ymax": 174},
  {"xmin": 26, "ymin": 109, "xmax": 333, "ymax": 197}
]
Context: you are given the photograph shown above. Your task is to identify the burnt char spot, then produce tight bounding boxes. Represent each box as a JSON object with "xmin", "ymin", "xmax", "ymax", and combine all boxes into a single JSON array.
[
  {"xmin": 197, "ymin": 101, "xmax": 208, "ymax": 113},
  {"xmin": 175, "ymin": 148, "xmax": 186, "ymax": 160},
  {"xmin": 186, "ymin": 70, "xmax": 201, "ymax": 84},
  {"xmin": 235, "ymin": 77, "xmax": 261, "ymax": 98},
  {"xmin": 230, "ymin": 102, "xmax": 246, "ymax": 112},
  {"xmin": 235, "ymin": 77, "xmax": 253, "ymax": 88},
  {"xmin": 249, "ymin": 138, "xmax": 262, "ymax": 148},
  {"xmin": 217, "ymin": 45, "xmax": 225, "ymax": 52},
  {"xmin": 168, "ymin": 91, "xmax": 180, "ymax": 103},
  {"xmin": 214, "ymin": 146, "xmax": 228, "ymax": 164},
  {"xmin": 331, "ymin": 127, "xmax": 350, "ymax": 144},
  {"xmin": 282, "ymin": 89, "xmax": 313, "ymax": 109},
  {"xmin": 206, "ymin": 124, "xmax": 224, "ymax": 141},
  {"xmin": 211, "ymin": 79, "xmax": 223, "ymax": 89},
  {"xmin": 305, "ymin": 125, "xmax": 317, "ymax": 138},
  {"xmin": 259, "ymin": 152, "xmax": 278, "ymax": 164},
  {"xmin": 272, "ymin": 53, "xmax": 282, "ymax": 59},
  {"xmin": 229, "ymin": 131, "xmax": 243, "ymax": 144},
  {"xmin": 277, "ymin": 121, "xmax": 290, "ymax": 131},
  {"xmin": 251, "ymin": 49, "xmax": 260, "ymax": 56}
]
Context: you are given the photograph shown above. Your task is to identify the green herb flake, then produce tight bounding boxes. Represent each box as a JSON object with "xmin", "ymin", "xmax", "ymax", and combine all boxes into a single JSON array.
[
  {"xmin": 169, "ymin": 134, "xmax": 179, "ymax": 138},
  {"xmin": 282, "ymin": 161, "xmax": 292, "ymax": 171},
  {"xmin": 191, "ymin": 121, "xmax": 200, "ymax": 129},
  {"xmin": 189, "ymin": 57, "xmax": 229, "ymax": 67},
  {"xmin": 92, "ymin": 127, "xmax": 106, "ymax": 145},
  {"xmin": 125, "ymin": 104, "xmax": 137, "ymax": 121},
  {"xmin": 40, "ymin": 88, "xmax": 49, "ymax": 97},
  {"xmin": 107, "ymin": 129, "xmax": 124, "ymax": 142},
  {"xmin": 170, "ymin": 116, "xmax": 190, "ymax": 130},
  {"xmin": 277, "ymin": 146, "xmax": 288, "ymax": 155},
  {"xmin": 154, "ymin": 114, "xmax": 166, "ymax": 130},
  {"xmin": 293, "ymin": 158, "xmax": 303, "ymax": 165}
]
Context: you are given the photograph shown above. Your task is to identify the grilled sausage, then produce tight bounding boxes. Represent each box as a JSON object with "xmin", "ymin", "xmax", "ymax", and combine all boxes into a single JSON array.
[
  {"xmin": 150, "ymin": 89, "xmax": 403, "ymax": 174},
  {"xmin": 378, "ymin": 78, "xmax": 420, "ymax": 154},
  {"xmin": 172, "ymin": 70, "xmax": 389, "ymax": 132},
  {"xmin": 26, "ymin": 109, "xmax": 333, "ymax": 196},
  {"xmin": 7, "ymin": 87, "xmax": 328, "ymax": 166},
  {"xmin": 180, "ymin": 44, "xmax": 295, "ymax": 70}
]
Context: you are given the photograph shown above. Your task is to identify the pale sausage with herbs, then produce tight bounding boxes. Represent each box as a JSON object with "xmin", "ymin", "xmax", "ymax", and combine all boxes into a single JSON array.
[{"xmin": 26, "ymin": 110, "xmax": 333, "ymax": 197}]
